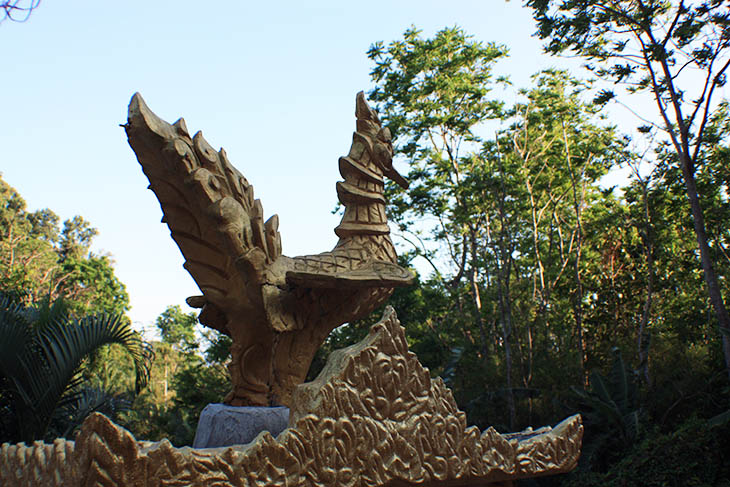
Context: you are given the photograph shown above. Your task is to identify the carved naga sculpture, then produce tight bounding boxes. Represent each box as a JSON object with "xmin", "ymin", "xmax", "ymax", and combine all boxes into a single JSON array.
[{"xmin": 125, "ymin": 92, "xmax": 414, "ymax": 407}]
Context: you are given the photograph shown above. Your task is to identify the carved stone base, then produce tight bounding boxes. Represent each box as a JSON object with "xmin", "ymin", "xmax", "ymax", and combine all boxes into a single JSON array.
[
  {"xmin": 192, "ymin": 404, "xmax": 289, "ymax": 448},
  {"xmin": 0, "ymin": 307, "xmax": 582, "ymax": 486}
]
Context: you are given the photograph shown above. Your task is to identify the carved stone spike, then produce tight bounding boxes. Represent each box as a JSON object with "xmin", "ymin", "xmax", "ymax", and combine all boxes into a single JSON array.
[
  {"xmin": 125, "ymin": 91, "xmax": 415, "ymax": 406},
  {"xmin": 0, "ymin": 308, "xmax": 582, "ymax": 487}
]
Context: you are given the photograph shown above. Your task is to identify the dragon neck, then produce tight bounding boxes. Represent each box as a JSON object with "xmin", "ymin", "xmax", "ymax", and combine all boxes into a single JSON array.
[
  {"xmin": 332, "ymin": 95, "xmax": 400, "ymax": 263},
  {"xmin": 334, "ymin": 133, "xmax": 396, "ymax": 261}
]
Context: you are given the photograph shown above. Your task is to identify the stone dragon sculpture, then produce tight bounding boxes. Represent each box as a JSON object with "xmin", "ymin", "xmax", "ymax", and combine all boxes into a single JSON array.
[{"xmin": 125, "ymin": 92, "xmax": 414, "ymax": 407}]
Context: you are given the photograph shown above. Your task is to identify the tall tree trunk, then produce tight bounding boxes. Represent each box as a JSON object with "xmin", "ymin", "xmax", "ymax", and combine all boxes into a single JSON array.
[
  {"xmin": 679, "ymin": 152, "xmax": 730, "ymax": 379},
  {"xmin": 470, "ymin": 267, "xmax": 489, "ymax": 360},
  {"xmin": 494, "ymin": 149, "xmax": 517, "ymax": 430},
  {"xmin": 496, "ymin": 264, "xmax": 516, "ymax": 430},
  {"xmin": 636, "ymin": 180, "xmax": 654, "ymax": 386},
  {"xmin": 469, "ymin": 229, "xmax": 489, "ymax": 360},
  {"xmin": 572, "ymin": 245, "xmax": 586, "ymax": 384},
  {"xmin": 647, "ymin": 45, "xmax": 730, "ymax": 379},
  {"xmin": 564, "ymin": 123, "xmax": 587, "ymax": 384}
]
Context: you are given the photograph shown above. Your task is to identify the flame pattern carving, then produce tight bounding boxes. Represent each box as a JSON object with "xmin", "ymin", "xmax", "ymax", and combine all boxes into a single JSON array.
[{"xmin": 0, "ymin": 308, "xmax": 582, "ymax": 487}]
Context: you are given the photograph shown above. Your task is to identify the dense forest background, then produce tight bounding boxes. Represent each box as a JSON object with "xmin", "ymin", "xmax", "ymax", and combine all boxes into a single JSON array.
[{"xmin": 2, "ymin": 2, "xmax": 730, "ymax": 485}]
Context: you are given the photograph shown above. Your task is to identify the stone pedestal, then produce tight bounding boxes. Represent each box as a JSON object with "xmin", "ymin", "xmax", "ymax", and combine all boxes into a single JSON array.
[{"xmin": 192, "ymin": 404, "xmax": 290, "ymax": 448}]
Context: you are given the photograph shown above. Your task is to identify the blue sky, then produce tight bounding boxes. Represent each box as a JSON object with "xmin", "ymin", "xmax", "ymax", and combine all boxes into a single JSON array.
[{"xmin": 2, "ymin": 1, "xmax": 584, "ymax": 331}]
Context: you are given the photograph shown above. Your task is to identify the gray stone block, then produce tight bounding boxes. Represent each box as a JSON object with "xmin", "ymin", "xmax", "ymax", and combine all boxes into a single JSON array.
[{"xmin": 192, "ymin": 404, "xmax": 290, "ymax": 448}]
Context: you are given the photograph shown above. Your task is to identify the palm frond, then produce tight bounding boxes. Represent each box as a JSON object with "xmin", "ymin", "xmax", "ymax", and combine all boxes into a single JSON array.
[
  {"xmin": 53, "ymin": 386, "xmax": 132, "ymax": 438},
  {"xmin": 708, "ymin": 409, "xmax": 730, "ymax": 427},
  {"xmin": 0, "ymin": 295, "xmax": 32, "ymax": 382},
  {"xmin": 25, "ymin": 295, "xmax": 70, "ymax": 331},
  {"xmin": 22, "ymin": 314, "xmax": 150, "ymax": 426},
  {"xmin": 1, "ymin": 293, "xmax": 152, "ymax": 442}
]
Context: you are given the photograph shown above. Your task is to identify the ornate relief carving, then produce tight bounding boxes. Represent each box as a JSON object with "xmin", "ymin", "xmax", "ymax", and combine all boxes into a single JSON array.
[
  {"xmin": 125, "ymin": 92, "xmax": 414, "ymax": 407},
  {"xmin": 0, "ymin": 307, "xmax": 582, "ymax": 487}
]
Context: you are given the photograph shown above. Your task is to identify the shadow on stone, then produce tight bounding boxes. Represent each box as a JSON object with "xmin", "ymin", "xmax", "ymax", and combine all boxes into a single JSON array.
[{"xmin": 192, "ymin": 404, "xmax": 290, "ymax": 448}]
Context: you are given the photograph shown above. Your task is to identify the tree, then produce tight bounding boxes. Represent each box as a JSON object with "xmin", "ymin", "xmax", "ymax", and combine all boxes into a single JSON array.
[
  {"xmin": 153, "ymin": 305, "xmax": 198, "ymax": 416},
  {"xmin": 490, "ymin": 70, "xmax": 624, "ymax": 397},
  {"xmin": 368, "ymin": 24, "xmax": 514, "ymax": 424},
  {"xmin": 0, "ymin": 174, "xmax": 129, "ymax": 314},
  {"xmin": 525, "ymin": 0, "xmax": 730, "ymax": 377},
  {"xmin": 155, "ymin": 305, "xmax": 198, "ymax": 352},
  {"xmin": 123, "ymin": 306, "xmax": 230, "ymax": 446},
  {"xmin": 0, "ymin": 176, "xmax": 60, "ymax": 303},
  {"xmin": 58, "ymin": 215, "xmax": 97, "ymax": 262},
  {"xmin": 367, "ymin": 26, "xmax": 508, "ymax": 283},
  {"xmin": 368, "ymin": 27, "xmax": 631, "ymax": 430},
  {"xmin": 570, "ymin": 349, "xmax": 641, "ymax": 472},
  {"xmin": 58, "ymin": 254, "xmax": 130, "ymax": 315},
  {"xmin": 1, "ymin": 0, "xmax": 40, "ymax": 23},
  {"xmin": 0, "ymin": 294, "xmax": 149, "ymax": 443}
]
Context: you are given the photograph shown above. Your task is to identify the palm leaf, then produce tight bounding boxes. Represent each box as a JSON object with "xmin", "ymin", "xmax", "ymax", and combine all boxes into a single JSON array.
[
  {"xmin": 708, "ymin": 409, "xmax": 730, "ymax": 427},
  {"xmin": 2, "ymin": 300, "xmax": 151, "ymax": 442},
  {"xmin": 25, "ymin": 295, "xmax": 70, "ymax": 331},
  {"xmin": 0, "ymin": 296, "xmax": 35, "ymax": 441},
  {"xmin": 608, "ymin": 348, "xmax": 630, "ymax": 412},
  {"xmin": 588, "ymin": 371, "xmax": 618, "ymax": 410},
  {"xmin": 624, "ymin": 409, "xmax": 640, "ymax": 442},
  {"xmin": 0, "ymin": 295, "xmax": 32, "ymax": 383},
  {"xmin": 54, "ymin": 386, "xmax": 132, "ymax": 438},
  {"xmin": 28, "ymin": 314, "xmax": 149, "ymax": 423},
  {"xmin": 571, "ymin": 384, "xmax": 624, "ymax": 429}
]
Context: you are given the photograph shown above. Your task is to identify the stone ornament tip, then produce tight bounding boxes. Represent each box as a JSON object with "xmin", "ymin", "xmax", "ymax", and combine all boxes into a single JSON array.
[
  {"xmin": 355, "ymin": 90, "xmax": 380, "ymax": 124},
  {"xmin": 126, "ymin": 92, "xmax": 174, "ymax": 140}
]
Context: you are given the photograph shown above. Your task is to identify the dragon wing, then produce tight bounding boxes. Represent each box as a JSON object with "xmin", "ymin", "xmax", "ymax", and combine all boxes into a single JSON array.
[{"xmin": 125, "ymin": 93, "xmax": 282, "ymax": 333}]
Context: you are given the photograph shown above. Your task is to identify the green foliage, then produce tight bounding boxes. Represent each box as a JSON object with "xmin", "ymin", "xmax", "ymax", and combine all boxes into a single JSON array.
[
  {"xmin": 167, "ymin": 359, "xmax": 230, "ymax": 445},
  {"xmin": 58, "ymin": 215, "xmax": 97, "ymax": 261},
  {"xmin": 122, "ymin": 340, "xmax": 229, "ymax": 447},
  {"xmin": 1, "ymin": 177, "xmax": 61, "ymax": 303},
  {"xmin": 51, "ymin": 386, "xmax": 132, "ymax": 439},
  {"xmin": 59, "ymin": 255, "xmax": 130, "ymax": 315},
  {"xmin": 524, "ymin": 0, "xmax": 730, "ymax": 380},
  {"xmin": 0, "ymin": 173, "xmax": 129, "ymax": 314},
  {"xmin": 155, "ymin": 305, "xmax": 199, "ymax": 351},
  {"xmin": 708, "ymin": 408, "xmax": 730, "ymax": 427},
  {"xmin": 0, "ymin": 294, "xmax": 150, "ymax": 443},
  {"xmin": 202, "ymin": 330, "xmax": 232, "ymax": 364},
  {"xmin": 369, "ymin": 26, "xmax": 629, "ymax": 431},
  {"xmin": 561, "ymin": 417, "xmax": 730, "ymax": 487},
  {"xmin": 0, "ymin": 174, "xmax": 139, "ymax": 443},
  {"xmin": 364, "ymin": 23, "xmax": 730, "ymax": 482},
  {"xmin": 367, "ymin": 26, "xmax": 508, "ymax": 257},
  {"xmin": 121, "ymin": 306, "xmax": 230, "ymax": 446},
  {"xmin": 571, "ymin": 349, "xmax": 641, "ymax": 471},
  {"xmin": 368, "ymin": 25, "xmax": 507, "ymax": 158}
]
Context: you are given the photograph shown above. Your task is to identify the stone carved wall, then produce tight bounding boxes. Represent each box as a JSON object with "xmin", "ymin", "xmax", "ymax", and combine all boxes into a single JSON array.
[{"xmin": 0, "ymin": 307, "xmax": 582, "ymax": 486}]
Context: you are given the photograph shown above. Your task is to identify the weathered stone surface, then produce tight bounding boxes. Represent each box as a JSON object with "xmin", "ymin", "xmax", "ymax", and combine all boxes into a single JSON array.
[
  {"xmin": 192, "ymin": 404, "xmax": 289, "ymax": 448},
  {"xmin": 0, "ymin": 307, "xmax": 582, "ymax": 487},
  {"xmin": 125, "ymin": 91, "xmax": 414, "ymax": 407}
]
